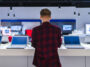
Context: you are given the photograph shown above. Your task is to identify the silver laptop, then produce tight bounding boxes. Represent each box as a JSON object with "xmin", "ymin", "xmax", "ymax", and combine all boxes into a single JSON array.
[
  {"xmin": 7, "ymin": 36, "xmax": 28, "ymax": 49},
  {"xmin": 1, "ymin": 36, "xmax": 9, "ymax": 44},
  {"xmin": 84, "ymin": 35, "xmax": 90, "ymax": 44},
  {"xmin": 0, "ymin": 35, "xmax": 2, "ymax": 44},
  {"xmin": 64, "ymin": 36, "xmax": 84, "ymax": 49}
]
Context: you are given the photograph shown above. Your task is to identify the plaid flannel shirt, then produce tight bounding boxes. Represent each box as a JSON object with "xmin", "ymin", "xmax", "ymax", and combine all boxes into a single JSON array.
[{"xmin": 32, "ymin": 22, "xmax": 62, "ymax": 67}]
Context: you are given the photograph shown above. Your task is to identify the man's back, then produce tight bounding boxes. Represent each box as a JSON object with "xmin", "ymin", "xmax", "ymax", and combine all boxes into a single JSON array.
[{"xmin": 32, "ymin": 22, "xmax": 62, "ymax": 67}]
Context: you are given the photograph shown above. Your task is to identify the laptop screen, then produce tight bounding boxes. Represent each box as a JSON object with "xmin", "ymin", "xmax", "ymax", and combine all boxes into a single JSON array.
[
  {"xmin": 0, "ymin": 36, "xmax": 2, "ymax": 43},
  {"xmin": 64, "ymin": 36, "xmax": 80, "ymax": 45},
  {"xmin": 11, "ymin": 26, "xmax": 22, "ymax": 32},
  {"xmin": 12, "ymin": 36, "xmax": 28, "ymax": 45}
]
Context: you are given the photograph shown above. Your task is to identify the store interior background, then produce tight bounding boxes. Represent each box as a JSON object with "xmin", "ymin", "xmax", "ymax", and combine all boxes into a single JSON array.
[
  {"xmin": 0, "ymin": 7, "xmax": 90, "ymax": 33},
  {"xmin": 0, "ymin": 7, "xmax": 90, "ymax": 67}
]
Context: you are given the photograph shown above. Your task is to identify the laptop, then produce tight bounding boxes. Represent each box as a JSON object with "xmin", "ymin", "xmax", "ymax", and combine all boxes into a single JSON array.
[
  {"xmin": 7, "ymin": 36, "xmax": 28, "ymax": 49},
  {"xmin": 64, "ymin": 36, "xmax": 84, "ymax": 49},
  {"xmin": 0, "ymin": 36, "xmax": 2, "ymax": 44},
  {"xmin": 84, "ymin": 35, "xmax": 90, "ymax": 44},
  {"xmin": 1, "ymin": 36, "xmax": 9, "ymax": 44}
]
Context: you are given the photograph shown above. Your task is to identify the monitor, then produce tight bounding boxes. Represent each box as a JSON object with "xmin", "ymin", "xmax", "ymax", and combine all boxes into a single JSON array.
[
  {"xmin": 86, "ymin": 24, "xmax": 90, "ymax": 35},
  {"xmin": 64, "ymin": 36, "xmax": 80, "ymax": 45},
  {"xmin": 2, "ymin": 28, "xmax": 11, "ymax": 36},
  {"xmin": 50, "ymin": 20, "xmax": 76, "ymax": 35},
  {"xmin": 63, "ymin": 25, "xmax": 72, "ymax": 31},
  {"xmin": 11, "ymin": 26, "xmax": 22, "ymax": 32},
  {"xmin": 22, "ymin": 22, "xmax": 41, "ymax": 35},
  {"xmin": 11, "ymin": 36, "xmax": 28, "ymax": 45}
]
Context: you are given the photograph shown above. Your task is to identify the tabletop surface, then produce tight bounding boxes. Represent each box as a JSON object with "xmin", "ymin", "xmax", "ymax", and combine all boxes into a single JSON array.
[{"xmin": 0, "ymin": 43, "xmax": 90, "ymax": 56}]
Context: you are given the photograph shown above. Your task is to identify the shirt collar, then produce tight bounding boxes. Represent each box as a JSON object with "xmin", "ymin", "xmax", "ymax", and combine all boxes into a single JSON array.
[{"xmin": 42, "ymin": 22, "xmax": 50, "ymax": 25}]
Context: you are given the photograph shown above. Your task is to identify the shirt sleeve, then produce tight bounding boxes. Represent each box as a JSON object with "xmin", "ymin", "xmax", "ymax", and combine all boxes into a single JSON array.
[
  {"xmin": 31, "ymin": 28, "xmax": 37, "ymax": 48},
  {"xmin": 57, "ymin": 28, "xmax": 62, "ymax": 48}
]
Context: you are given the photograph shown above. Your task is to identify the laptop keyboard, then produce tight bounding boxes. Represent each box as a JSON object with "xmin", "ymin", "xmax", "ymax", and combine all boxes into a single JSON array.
[
  {"xmin": 65, "ymin": 45, "xmax": 84, "ymax": 49},
  {"xmin": 7, "ymin": 47, "xmax": 25, "ymax": 49}
]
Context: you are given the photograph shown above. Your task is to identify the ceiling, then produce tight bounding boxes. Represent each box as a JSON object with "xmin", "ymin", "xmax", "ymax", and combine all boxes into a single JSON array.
[{"xmin": 0, "ymin": 0, "xmax": 90, "ymax": 7}]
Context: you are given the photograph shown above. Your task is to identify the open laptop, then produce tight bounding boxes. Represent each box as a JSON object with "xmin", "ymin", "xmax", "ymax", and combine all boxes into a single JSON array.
[
  {"xmin": 84, "ymin": 35, "xmax": 90, "ymax": 44},
  {"xmin": 1, "ymin": 36, "xmax": 9, "ymax": 44},
  {"xmin": 7, "ymin": 36, "xmax": 28, "ymax": 49},
  {"xmin": 0, "ymin": 36, "xmax": 2, "ymax": 44},
  {"xmin": 64, "ymin": 36, "xmax": 84, "ymax": 49}
]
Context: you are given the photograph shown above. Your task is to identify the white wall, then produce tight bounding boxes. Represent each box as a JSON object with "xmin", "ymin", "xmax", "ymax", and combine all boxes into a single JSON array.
[
  {"xmin": 0, "ymin": 7, "xmax": 76, "ymax": 19},
  {"xmin": 76, "ymin": 8, "xmax": 90, "ymax": 32},
  {"xmin": 0, "ymin": 7, "xmax": 90, "ymax": 33}
]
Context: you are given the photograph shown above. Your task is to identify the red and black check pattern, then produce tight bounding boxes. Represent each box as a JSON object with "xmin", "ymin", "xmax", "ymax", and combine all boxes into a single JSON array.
[{"xmin": 32, "ymin": 22, "xmax": 62, "ymax": 67}]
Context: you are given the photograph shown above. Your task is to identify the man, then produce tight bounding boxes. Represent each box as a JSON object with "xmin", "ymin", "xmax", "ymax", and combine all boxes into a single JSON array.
[{"xmin": 32, "ymin": 8, "xmax": 62, "ymax": 67}]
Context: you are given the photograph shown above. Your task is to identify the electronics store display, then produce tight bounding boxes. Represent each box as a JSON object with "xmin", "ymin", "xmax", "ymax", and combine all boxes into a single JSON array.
[
  {"xmin": 86, "ymin": 24, "xmax": 90, "ymax": 35},
  {"xmin": 50, "ymin": 20, "xmax": 76, "ymax": 35},
  {"xmin": 64, "ymin": 36, "xmax": 84, "ymax": 49},
  {"xmin": 7, "ymin": 36, "xmax": 28, "ymax": 49}
]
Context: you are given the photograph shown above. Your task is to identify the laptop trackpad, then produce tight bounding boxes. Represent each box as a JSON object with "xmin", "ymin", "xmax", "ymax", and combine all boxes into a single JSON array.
[{"xmin": 7, "ymin": 47, "xmax": 25, "ymax": 49}]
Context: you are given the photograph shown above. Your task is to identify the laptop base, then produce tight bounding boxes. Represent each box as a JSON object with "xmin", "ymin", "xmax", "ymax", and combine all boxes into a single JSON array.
[
  {"xmin": 7, "ymin": 47, "xmax": 25, "ymax": 49},
  {"xmin": 65, "ymin": 46, "xmax": 84, "ymax": 49},
  {"xmin": 7, "ymin": 48, "xmax": 24, "ymax": 49}
]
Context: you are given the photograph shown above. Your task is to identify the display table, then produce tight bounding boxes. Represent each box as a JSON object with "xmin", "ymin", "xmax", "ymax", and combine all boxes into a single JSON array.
[
  {"xmin": 0, "ymin": 44, "xmax": 90, "ymax": 67},
  {"xmin": 0, "ymin": 43, "xmax": 90, "ymax": 56},
  {"xmin": 0, "ymin": 49, "xmax": 90, "ymax": 56}
]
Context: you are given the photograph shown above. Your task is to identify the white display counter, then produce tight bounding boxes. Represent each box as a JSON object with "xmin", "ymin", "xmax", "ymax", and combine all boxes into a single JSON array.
[
  {"xmin": 0, "ymin": 48, "xmax": 90, "ymax": 56},
  {"xmin": 0, "ymin": 43, "xmax": 90, "ymax": 67},
  {"xmin": 0, "ymin": 43, "xmax": 90, "ymax": 56}
]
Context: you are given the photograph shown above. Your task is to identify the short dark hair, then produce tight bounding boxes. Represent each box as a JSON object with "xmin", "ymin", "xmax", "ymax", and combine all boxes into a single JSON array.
[{"xmin": 40, "ymin": 8, "xmax": 51, "ymax": 17}]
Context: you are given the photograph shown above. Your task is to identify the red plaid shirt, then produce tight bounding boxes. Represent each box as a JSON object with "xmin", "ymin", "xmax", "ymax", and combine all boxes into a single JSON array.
[{"xmin": 32, "ymin": 22, "xmax": 62, "ymax": 67}]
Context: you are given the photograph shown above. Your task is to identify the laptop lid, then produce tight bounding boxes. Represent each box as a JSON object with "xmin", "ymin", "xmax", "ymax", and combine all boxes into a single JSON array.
[
  {"xmin": 85, "ymin": 35, "xmax": 90, "ymax": 43},
  {"xmin": 2, "ymin": 36, "xmax": 8, "ymax": 42},
  {"xmin": 64, "ymin": 36, "xmax": 80, "ymax": 45},
  {"xmin": 11, "ymin": 36, "xmax": 28, "ymax": 46},
  {"xmin": 0, "ymin": 36, "xmax": 2, "ymax": 44}
]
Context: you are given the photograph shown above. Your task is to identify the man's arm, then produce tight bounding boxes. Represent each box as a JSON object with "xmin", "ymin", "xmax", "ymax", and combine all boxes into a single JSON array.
[
  {"xmin": 57, "ymin": 28, "xmax": 62, "ymax": 48},
  {"xmin": 31, "ymin": 28, "xmax": 37, "ymax": 48}
]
